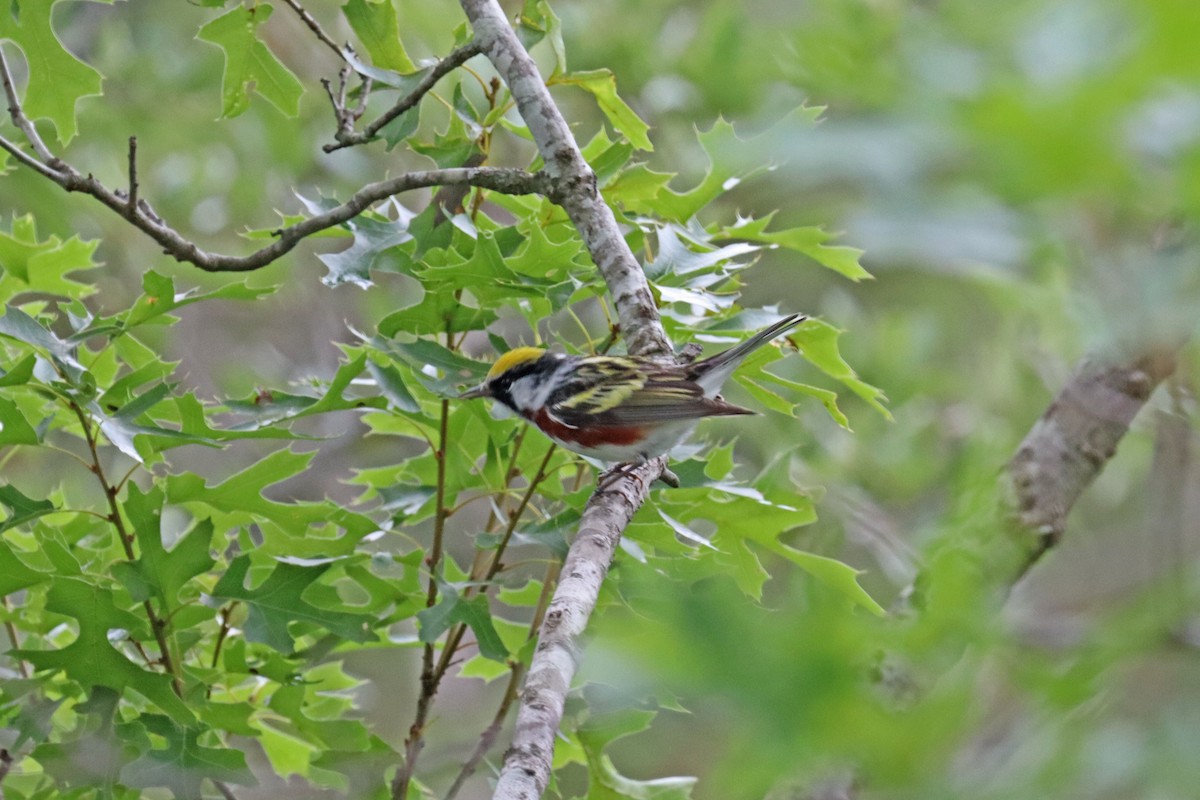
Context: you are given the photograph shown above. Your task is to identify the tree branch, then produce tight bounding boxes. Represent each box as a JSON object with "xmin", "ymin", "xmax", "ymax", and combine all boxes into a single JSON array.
[
  {"xmin": 280, "ymin": 0, "xmax": 346, "ymax": 62},
  {"xmin": 1005, "ymin": 348, "xmax": 1179, "ymax": 575},
  {"xmin": 325, "ymin": 41, "xmax": 485, "ymax": 153},
  {"xmin": 0, "ymin": 34, "xmax": 548, "ymax": 275},
  {"xmin": 807, "ymin": 343, "xmax": 1183, "ymax": 800},
  {"xmin": 14, "ymin": 155, "xmax": 549, "ymax": 272},
  {"xmin": 452, "ymin": 2, "xmax": 677, "ymax": 798},
  {"xmin": 498, "ymin": 458, "xmax": 665, "ymax": 800},
  {"xmin": 461, "ymin": 0, "xmax": 671, "ymax": 361}
]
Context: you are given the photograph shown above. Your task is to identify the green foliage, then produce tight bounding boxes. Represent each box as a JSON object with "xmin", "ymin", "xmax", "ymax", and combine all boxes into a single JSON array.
[
  {"xmin": 197, "ymin": 3, "xmax": 304, "ymax": 119},
  {"xmin": 0, "ymin": 1, "xmax": 897, "ymax": 798}
]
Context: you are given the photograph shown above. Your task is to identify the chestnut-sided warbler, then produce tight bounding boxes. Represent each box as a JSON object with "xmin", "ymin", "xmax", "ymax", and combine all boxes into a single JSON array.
[{"xmin": 459, "ymin": 313, "xmax": 807, "ymax": 465}]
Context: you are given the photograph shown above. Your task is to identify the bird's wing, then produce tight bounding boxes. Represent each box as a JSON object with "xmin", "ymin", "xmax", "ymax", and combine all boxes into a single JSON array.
[{"xmin": 547, "ymin": 359, "xmax": 752, "ymax": 428}]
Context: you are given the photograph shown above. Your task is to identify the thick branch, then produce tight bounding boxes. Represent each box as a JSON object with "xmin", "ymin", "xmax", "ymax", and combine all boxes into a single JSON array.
[
  {"xmin": 455, "ymin": 2, "xmax": 676, "ymax": 798},
  {"xmin": 809, "ymin": 344, "xmax": 1182, "ymax": 800},
  {"xmin": 1005, "ymin": 348, "xmax": 1178, "ymax": 574},
  {"xmin": 461, "ymin": 0, "xmax": 671, "ymax": 360},
  {"xmin": 493, "ymin": 458, "xmax": 665, "ymax": 800},
  {"xmin": 455, "ymin": 1, "xmax": 678, "ymax": 796}
]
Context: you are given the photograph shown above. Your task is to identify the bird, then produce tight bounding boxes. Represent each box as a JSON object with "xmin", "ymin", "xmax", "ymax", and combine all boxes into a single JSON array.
[{"xmin": 459, "ymin": 313, "xmax": 808, "ymax": 469}]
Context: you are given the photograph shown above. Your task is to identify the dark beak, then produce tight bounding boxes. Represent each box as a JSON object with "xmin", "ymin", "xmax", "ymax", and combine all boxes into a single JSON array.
[{"xmin": 458, "ymin": 383, "xmax": 490, "ymax": 400}]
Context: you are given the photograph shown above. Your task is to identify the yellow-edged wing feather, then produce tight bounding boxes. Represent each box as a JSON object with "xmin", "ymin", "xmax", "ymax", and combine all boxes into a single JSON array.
[{"xmin": 547, "ymin": 357, "xmax": 751, "ymax": 428}]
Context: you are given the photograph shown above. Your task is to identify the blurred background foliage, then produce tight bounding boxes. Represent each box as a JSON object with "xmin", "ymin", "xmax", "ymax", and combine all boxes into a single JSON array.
[{"xmin": 2, "ymin": 0, "xmax": 1199, "ymax": 798}]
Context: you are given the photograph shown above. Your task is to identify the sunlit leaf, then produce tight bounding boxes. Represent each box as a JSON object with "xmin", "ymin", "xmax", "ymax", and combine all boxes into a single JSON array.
[
  {"xmin": 343, "ymin": 0, "xmax": 417, "ymax": 73},
  {"xmin": 197, "ymin": 3, "xmax": 305, "ymax": 118},
  {"xmin": 551, "ymin": 69, "xmax": 653, "ymax": 151},
  {"xmin": 0, "ymin": 0, "xmax": 102, "ymax": 143},
  {"xmin": 211, "ymin": 556, "xmax": 375, "ymax": 651}
]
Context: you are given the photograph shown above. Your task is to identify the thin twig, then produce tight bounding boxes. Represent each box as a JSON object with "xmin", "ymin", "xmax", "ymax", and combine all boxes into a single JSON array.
[
  {"xmin": 15, "ymin": 158, "xmax": 549, "ymax": 272},
  {"xmin": 211, "ymin": 778, "xmax": 238, "ymax": 800},
  {"xmin": 2, "ymin": 598, "xmax": 29, "ymax": 680},
  {"xmin": 68, "ymin": 401, "xmax": 184, "ymax": 697},
  {"xmin": 444, "ymin": 559, "xmax": 561, "ymax": 800},
  {"xmin": 432, "ymin": 444, "xmax": 558, "ymax": 685},
  {"xmin": 392, "ymin": 389, "xmax": 453, "ymax": 800},
  {"xmin": 325, "ymin": 40, "xmax": 484, "ymax": 152},
  {"xmin": 126, "ymin": 136, "xmax": 138, "ymax": 217},
  {"xmin": 1, "ymin": 28, "xmax": 535, "ymax": 275},
  {"xmin": 0, "ymin": 44, "xmax": 55, "ymax": 162},
  {"xmin": 279, "ymin": 0, "xmax": 346, "ymax": 61}
]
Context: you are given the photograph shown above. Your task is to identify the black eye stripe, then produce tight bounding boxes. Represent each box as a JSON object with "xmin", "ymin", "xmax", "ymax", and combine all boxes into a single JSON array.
[{"xmin": 487, "ymin": 354, "xmax": 557, "ymax": 392}]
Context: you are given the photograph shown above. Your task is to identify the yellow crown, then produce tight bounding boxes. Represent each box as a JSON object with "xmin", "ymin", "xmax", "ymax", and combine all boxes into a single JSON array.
[{"xmin": 487, "ymin": 347, "xmax": 545, "ymax": 380}]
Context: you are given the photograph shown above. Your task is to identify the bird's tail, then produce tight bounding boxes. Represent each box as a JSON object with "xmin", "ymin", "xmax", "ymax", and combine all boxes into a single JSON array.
[{"xmin": 692, "ymin": 312, "xmax": 808, "ymax": 395}]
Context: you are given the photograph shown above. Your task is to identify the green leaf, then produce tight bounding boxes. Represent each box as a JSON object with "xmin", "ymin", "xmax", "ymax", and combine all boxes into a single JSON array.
[
  {"xmin": 0, "ymin": 484, "xmax": 56, "ymax": 534},
  {"xmin": 343, "ymin": 0, "xmax": 417, "ymax": 73},
  {"xmin": 317, "ymin": 202, "xmax": 414, "ymax": 288},
  {"xmin": 0, "ymin": 539, "xmax": 48, "ymax": 595},
  {"xmin": 656, "ymin": 107, "xmax": 822, "ymax": 221},
  {"xmin": 373, "ymin": 337, "xmax": 489, "ymax": 396},
  {"xmin": 121, "ymin": 716, "xmax": 256, "ymax": 798},
  {"xmin": 167, "ymin": 448, "xmax": 378, "ymax": 538},
  {"xmin": 0, "ymin": 395, "xmax": 39, "ymax": 445},
  {"xmin": 377, "ymin": 285, "xmax": 499, "ymax": 335},
  {"xmin": 0, "ymin": 353, "xmax": 36, "ymax": 386},
  {"xmin": 32, "ymin": 688, "xmax": 130, "ymax": 792},
  {"xmin": 197, "ymin": 3, "xmax": 305, "ymax": 118},
  {"xmin": 720, "ymin": 214, "xmax": 871, "ymax": 281},
  {"xmin": 773, "ymin": 548, "xmax": 886, "ymax": 617},
  {"xmin": 221, "ymin": 353, "xmax": 385, "ymax": 427},
  {"xmin": 211, "ymin": 556, "xmax": 375, "ymax": 652},
  {"xmin": 0, "ymin": 215, "xmax": 99, "ymax": 301},
  {"xmin": 417, "ymin": 585, "xmax": 508, "ymax": 662},
  {"xmin": 451, "ymin": 595, "xmax": 509, "ymax": 662},
  {"xmin": 578, "ymin": 707, "xmax": 695, "ymax": 800},
  {"xmin": 113, "ymin": 485, "xmax": 215, "ymax": 606},
  {"xmin": 366, "ymin": 359, "xmax": 420, "ymax": 412},
  {"xmin": 550, "ymin": 69, "xmax": 653, "ymax": 151},
  {"xmin": 14, "ymin": 579, "xmax": 194, "ymax": 724},
  {"xmin": 0, "ymin": 0, "xmax": 103, "ymax": 143},
  {"xmin": 793, "ymin": 318, "xmax": 891, "ymax": 419},
  {"xmin": 119, "ymin": 270, "xmax": 275, "ymax": 331},
  {"xmin": 310, "ymin": 736, "xmax": 399, "ymax": 800},
  {"xmin": 0, "ymin": 306, "xmax": 86, "ymax": 384},
  {"xmin": 518, "ymin": 0, "xmax": 566, "ymax": 76}
]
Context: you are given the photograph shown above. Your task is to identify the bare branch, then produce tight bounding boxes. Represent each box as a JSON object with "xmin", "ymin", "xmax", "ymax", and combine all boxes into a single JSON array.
[
  {"xmin": 325, "ymin": 41, "xmax": 485, "ymax": 153},
  {"xmin": 280, "ymin": 0, "xmax": 346, "ymax": 62},
  {"xmin": 16, "ymin": 157, "xmax": 550, "ymax": 272},
  {"xmin": 126, "ymin": 136, "xmax": 139, "ymax": 217},
  {"xmin": 1006, "ymin": 347, "xmax": 1179, "ymax": 576},
  {"xmin": 490, "ymin": 460, "xmax": 665, "ymax": 800},
  {"xmin": 0, "ymin": 44, "xmax": 55, "ymax": 163},
  {"xmin": 445, "ymin": 559, "xmax": 561, "ymax": 800},
  {"xmin": 449, "ymin": 2, "xmax": 676, "ymax": 797},
  {"xmin": 808, "ymin": 343, "xmax": 1184, "ymax": 800},
  {"xmin": 462, "ymin": 0, "xmax": 670, "ymax": 361}
]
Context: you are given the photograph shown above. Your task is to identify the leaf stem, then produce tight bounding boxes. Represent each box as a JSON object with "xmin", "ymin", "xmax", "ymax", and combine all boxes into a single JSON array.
[
  {"xmin": 392, "ymin": 387, "xmax": 452, "ymax": 800},
  {"xmin": 2, "ymin": 597, "xmax": 29, "ymax": 679},
  {"xmin": 432, "ymin": 444, "xmax": 557, "ymax": 691},
  {"xmin": 67, "ymin": 400, "xmax": 184, "ymax": 697}
]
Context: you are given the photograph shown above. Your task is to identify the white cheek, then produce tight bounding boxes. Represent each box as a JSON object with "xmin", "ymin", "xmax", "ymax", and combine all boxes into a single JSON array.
[
  {"xmin": 507, "ymin": 375, "xmax": 543, "ymax": 411},
  {"xmin": 509, "ymin": 361, "xmax": 569, "ymax": 411},
  {"xmin": 490, "ymin": 402, "xmax": 514, "ymax": 420}
]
